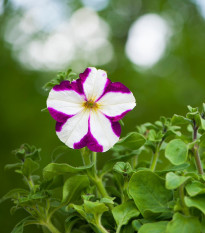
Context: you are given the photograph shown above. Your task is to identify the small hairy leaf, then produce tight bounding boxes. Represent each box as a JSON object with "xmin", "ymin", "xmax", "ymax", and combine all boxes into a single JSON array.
[
  {"xmin": 138, "ymin": 221, "xmax": 168, "ymax": 233},
  {"xmin": 129, "ymin": 171, "xmax": 173, "ymax": 219},
  {"xmin": 112, "ymin": 200, "xmax": 140, "ymax": 228},
  {"xmin": 43, "ymin": 163, "xmax": 93, "ymax": 179},
  {"xmin": 165, "ymin": 139, "xmax": 188, "ymax": 165},
  {"xmin": 62, "ymin": 175, "xmax": 89, "ymax": 203},
  {"xmin": 115, "ymin": 132, "xmax": 146, "ymax": 150},
  {"xmin": 185, "ymin": 195, "xmax": 205, "ymax": 214},
  {"xmin": 0, "ymin": 189, "xmax": 29, "ymax": 204},
  {"xmin": 11, "ymin": 217, "xmax": 35, "ymax": 233},
  {"xmin": 22, "ymin": 158, "xmax": 39, "ymax": 177},
  {"xmin": 171, "ymin": 114, "xmax": 191, "ymax": 125},
  {"xmin": 165, "ymin": 172, "xmax": 190, "ymax": 190},
  {"xmin": 185, "ymin": 181, "xmax": 205, "ymax": 197},
  {"xmin": 166, "ymin": 213, "xmax": 201, "ymax": 233}
]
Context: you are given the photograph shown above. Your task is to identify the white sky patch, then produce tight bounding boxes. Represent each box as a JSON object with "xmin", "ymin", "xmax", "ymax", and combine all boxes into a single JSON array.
[
  {"xmin": 0, "ymin": 0, "xmax": 4, "ymax": 15},
  {"xmin": 193, "ymin": 0, "xmax": 205, "ymax": 18},
  {"xmin": 81, "ymin": 0, "xmax": 109, "ymax": 11},
  {"xmin": 11, "ymin": 0, "xmax": 66, "ymax": 30},
  {"xmin": 4, "ymin": 6, "xmax": 113, "ymax": 71},
  {"xmin": 125, "ymin": 14, "xmax": 171, "ymax": 68}
]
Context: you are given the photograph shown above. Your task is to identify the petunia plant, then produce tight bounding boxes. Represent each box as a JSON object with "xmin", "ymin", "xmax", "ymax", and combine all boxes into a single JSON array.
[{"xmin": 1, "ymin": 68, "xmax": 205, "ymax": 233}]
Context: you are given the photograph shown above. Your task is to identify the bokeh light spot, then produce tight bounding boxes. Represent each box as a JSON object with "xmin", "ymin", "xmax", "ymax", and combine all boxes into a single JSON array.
[{"xmin": 125, "ymin": 14, "xmax": 171, "ymax": 68}]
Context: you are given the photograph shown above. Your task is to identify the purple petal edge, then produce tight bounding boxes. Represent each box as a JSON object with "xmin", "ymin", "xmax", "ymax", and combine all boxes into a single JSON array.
[
  {"xmin": 104, "ymin": 110, "xmax": 132, "ymax": 122},
  {"xmin": 56, "ymin": 121, "xmax": 66, "ymax": 132},
  {"xmin": 79, "ymin": 68, "xmax": 91, "ymax": 83},
  {"xmin": 48, "ymin": 107, "xmax": 74, "ymax": 122},
  {"xmin": 73, "ymin": 116, "xmax": 103, "ymax": 152},
  {"xmin": 97, "ymin": 82, "xmax": 131, "ymax": 101},
  {"xmin": 48, "ymin": 108, "xmax": 75, "ymax": 132},
  {"xmin": 53, "ymin": 80, "xmax": 85, "ymax": 96}
]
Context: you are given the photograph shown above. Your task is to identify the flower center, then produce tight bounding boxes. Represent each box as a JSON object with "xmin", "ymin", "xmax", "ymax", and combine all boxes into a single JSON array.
[{"xmin": 84, "ymin": 100, "xmax": 98, "ymax": 109}]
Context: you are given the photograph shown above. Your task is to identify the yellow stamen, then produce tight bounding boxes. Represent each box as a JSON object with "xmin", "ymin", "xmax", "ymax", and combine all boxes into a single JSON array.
[{"xmin": 83, "ymin": 100, "xmax": 98, "ymax": 110}]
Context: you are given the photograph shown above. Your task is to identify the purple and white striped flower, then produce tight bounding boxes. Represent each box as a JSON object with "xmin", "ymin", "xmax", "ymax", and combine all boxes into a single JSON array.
[{"xmin": 47, "ymin": 67, "xmax": 136, "ymax": 152}]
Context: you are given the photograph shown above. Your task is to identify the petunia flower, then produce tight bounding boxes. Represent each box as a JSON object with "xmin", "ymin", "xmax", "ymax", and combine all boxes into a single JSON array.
[{"xmin": 47, "ymin": 67, "xmax": 136, "ymax": 152}]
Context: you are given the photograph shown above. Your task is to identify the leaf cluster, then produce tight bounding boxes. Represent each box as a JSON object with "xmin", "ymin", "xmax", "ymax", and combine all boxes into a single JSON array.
[{"xmin": 2, "ymin": 105, "xmax": 205, "ymax": 233}]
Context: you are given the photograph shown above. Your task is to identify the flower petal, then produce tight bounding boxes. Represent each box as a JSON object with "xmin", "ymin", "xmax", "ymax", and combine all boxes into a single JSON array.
[
  {"xmin": 47, "ymin": 83, "xmax": 85, "ymax": 117},
  {"xmin": 56, "ymin": 110, "xmax": 89, "ymax": 149},
  {"xmin": 97, "ymin": 82, "xmax": 136, "ymax": 121},
  {"xmin": 89, "ymin": 111, "xmax": 121, "ymax": 152},
  {"xmin": 79, "ymin": 67, "xmax": 110, "ymax": 101}
]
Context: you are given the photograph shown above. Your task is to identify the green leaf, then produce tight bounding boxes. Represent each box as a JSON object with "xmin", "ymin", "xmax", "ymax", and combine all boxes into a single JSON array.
[
  {"xmin": 166, "ymin": 213, "xmax": 201, "ymax": 233},
  {"xmin": 184, "ymin": 195, "xmax": 205, "ymax": 214},
  {"xmin": 112, "ymin": 200, "xmax": 140, "ymax": 229},
  {"xmin": 100, "ymin": 197, "xmax": 115, "ymax": 205},
  {"xmin": 129, "ymin": 171, "xmax": 173, "ymax": 219},
  {"xmin": 165, "ymin": 139, "xmax": 188, "ymax": 165},
  {"xmin": 156, "ymin": 163, "xmax": 190, "ymax": 175},
  {"xmin": 11, "ymin": 217, "xmax": 35, "ymax": 233},
  {"xmin": 101, "ymin": 152, "xmax": 137, "ymax": 174},
  {"xmin": 165, "ymin": 172, "xmax": 190, "ymax": 190},
  {"xmin": 138, "ymin": 221, "xmax": 168, "ymax": 233},
  {"xmin": 22, "ymin": 158, "xmax": 39, "ymax": 177},
  {"xmin": 0, "ymin": 189, "xmax": 29, "ymax": 204},
  {"xmin": 43, "ymin": 68, "xmax": 77, "ymax": 91},
  {"xmin": 13, "ymin": 144, "xmax": 41, "ymax": 161},
  {"xmin": 113, "ymin": 162, "xmax": 133, "ymax": 175},
  {"xmin": 43, "ymin": 163, "xmax": 93, "ymax": 179},
  {"xmin": 171, "ymin": 114, "xmax": 191, "ymax": 125},
  {"xmin": 62, "ymin": 175, "xmax": 89, "ymax": 203},
  {"xmin": 4, "ymin": 163, "xmax": 22, "ymax": 170},
  {"xmin": 115, "ymin": 132, "xmax": 146, "ymax": 150},
  {"xmin": 71, "ymin": 200, "xmax": 108, "ymax": 225},
  {"xmin": 185, "ymin": 181, "xmax": 205, "ymax": 196},
  {"xmin": 84, "ymin": 200, "xmax": 108, "ymax": 216}
]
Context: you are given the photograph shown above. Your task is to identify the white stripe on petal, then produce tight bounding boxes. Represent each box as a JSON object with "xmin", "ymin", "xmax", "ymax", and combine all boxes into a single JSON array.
[
  {"xmin": 47, "ymin": 89, "xmax": 84, "ymax": 115},
  {"xmin": 97, "ymin": 92, "xmax": 136, "ymax": 119},
  {"xmin": 83, "ymin": 67, "xmax": 108, "ymax": 101},
  {"xmin": 57, "ymin": 110, "xmax": 89, "ymax": 148},
  {"xmin": 90, "ymin": 111, "xmax": 119, "ymax": 152}
]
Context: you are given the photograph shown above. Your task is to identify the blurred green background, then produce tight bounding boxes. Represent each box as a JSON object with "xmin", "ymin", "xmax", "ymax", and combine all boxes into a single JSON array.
[{"xmin": 0, "ymin": 0, "xmax": 205, "ymax": 232}]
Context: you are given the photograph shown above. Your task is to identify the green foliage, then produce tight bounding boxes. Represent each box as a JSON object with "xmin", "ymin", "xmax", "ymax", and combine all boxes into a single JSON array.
[
  {"xmin": 43, "ymin": 69, "xmax": 78, "ymax": 91},
  {"xmin": 2, "ymin": 105, "xmax": 205, "ymax": 233},
  {"xmin": 165, "ymin": 139, "xmax": 188, "ymax": 165},
  {"xmin": 43, "ymin": 162, "xmax": 94, "ymax": 179},
  {"xmin": 166, "ymin": 213, "xmax": 201, "ymax": 233},
  {"xmin": 112, "ymin": 200, "xmax": 140, "ymax": 232},
  {"xmin": 115, "ymin": 132, "xmax": 146, "ymax": 151},
  {"xmin": 165, "ymin": 172, "xmax": 190, "ymax": 190},
  {"xmin": 129, "ymin": 171, "xmax": 173, "ymax": 219},
  {"xmin": 62, "ymin": 175, "xmax": 89, "ymax": 203},
  {"xmin": 138, "ymin": 221, "xmax": 168, "ymax": 233}
]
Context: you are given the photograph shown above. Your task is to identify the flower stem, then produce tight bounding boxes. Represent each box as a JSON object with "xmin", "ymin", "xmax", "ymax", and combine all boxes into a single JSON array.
[
  {"xmin": 42, "ymin": 221, "xmax": 61, "ymax": 233},
  {"xmin": 96, "ymin": 216, "xmax": 109, "ymax": 233},
  {"xmin": 193, "ymin": 122, "xmax": 203, "ymax": 174},
  {"xmin": 92, "ymin": 151, "xmax": 97, "ymax": 173},
  {"xmin": 81, "ymin": 148, "xmax": 112, "ymax": 209},
  {"xmin": 116, "ymin": 225, "xmax": 122, "ymax": 233},
  {"xmin": 179, "ymin": 184, "xmax": 190, "ymax": 216},
  {"xmin": 150, "ymin": 149, "xmax": 159, "ymax": 172},
  {"xmin": 150, "ymin": 140, "xmax": 163, "ymax": 172}
]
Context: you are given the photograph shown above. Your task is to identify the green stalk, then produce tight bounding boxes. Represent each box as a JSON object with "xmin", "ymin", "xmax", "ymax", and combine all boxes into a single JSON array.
[
  {"xmin": 81, "ymin": 148, "xmax": 113, "ymax": 209},
  {"xmin": 92, "ymin": 151, "xmax": 97, "ymax": 173},
  {"xmin": 150, "ymin": 149, "xmax": 159, "ymax": 172},
  {"xmin": 150, "ymin": 140, "xmax": 163, "ymax": 172},
  {"xmin": 193, "ymin": 123, "xmax": 203, "ymax": 174},
  {"xmin": 116, "ymin": 225, "xmax": 122, "ymax": 233},
  {"xmin": 42, "ymin": 221, "xmax": 61, "ymax": 233},
  {"xmin": 96, "ymin": 216, "xmax": 109, "ymax": 233},
  {"xmin": 179, "ymin": 184, "xmax": 190, "ymax": 216}
]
